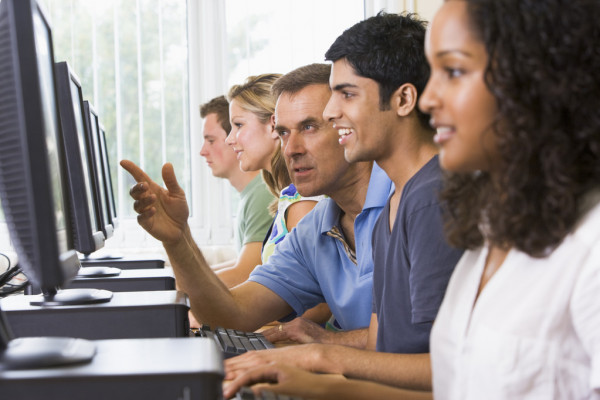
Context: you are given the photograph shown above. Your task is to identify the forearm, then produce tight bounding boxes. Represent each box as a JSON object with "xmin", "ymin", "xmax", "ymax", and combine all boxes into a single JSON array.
[
  {"xmin": 215, "ymin": 242, "xmax": 263, "ymax": 288},
  {"xmin": 216, "ymin": 266, "xmax": 248, "ymax": 288},
  {"xmin": 313, "ymin": 377, "xmax": 433, "ymax": 400},
  {"xmin": 321, "ymin": 328, "xmax": 368, "ymax": 348},
  {"xmin": 164, "ymin": 225, "xmax": 247, "ymax": 327},
  {"xmin": 316, "ymin": 346, "xmax": 432, "ymax": 391},
  {"xmin": 211, "ymin": 258, "xmax": 236, "ymax": 271}
]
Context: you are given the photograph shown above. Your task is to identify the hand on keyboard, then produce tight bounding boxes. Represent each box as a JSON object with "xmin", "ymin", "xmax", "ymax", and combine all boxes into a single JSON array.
[
  {"xmin": 194, "ymin": 325, "xmax": 274, "ymax": 359},
  {"xmin": 224, "ymin": 362, "xmax": 342, "ymax": 400}
]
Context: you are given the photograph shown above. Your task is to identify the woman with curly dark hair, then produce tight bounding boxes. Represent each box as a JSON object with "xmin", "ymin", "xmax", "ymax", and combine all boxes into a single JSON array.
[{"xmin": 419, "ymin": 0, "xmax": 600, "ymax": 398}]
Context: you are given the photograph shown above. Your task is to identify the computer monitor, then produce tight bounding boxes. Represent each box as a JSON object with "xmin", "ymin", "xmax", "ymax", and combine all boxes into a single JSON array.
[
  {"xmin": 83, "ymin": 101, "xmax": 114, "ymax": 241},
  {"xmin": 98, "ymin": 123, "xmax": 118, "ymax": 229},
  {"xmin": 54, "ymin": 61, "xmax": 105, "ymax": 256},
  {"xmin": 53, "ymin": 61, "xmax": 120, "ymax": 276},
  {"xmin": 0, "ymin": 0, "xmax": 108, "ymax": 369}
]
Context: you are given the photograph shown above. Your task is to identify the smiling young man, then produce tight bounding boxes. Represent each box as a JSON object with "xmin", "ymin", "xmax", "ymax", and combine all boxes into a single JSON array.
[{"xmin": 224, "ymin": 13, "xmax": 463, "ymax": 392}]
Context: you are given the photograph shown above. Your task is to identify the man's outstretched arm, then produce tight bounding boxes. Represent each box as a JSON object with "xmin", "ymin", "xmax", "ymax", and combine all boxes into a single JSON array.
[{"xmin": 120, "ymin": 160, "xmax": 291, "ymax": 331}]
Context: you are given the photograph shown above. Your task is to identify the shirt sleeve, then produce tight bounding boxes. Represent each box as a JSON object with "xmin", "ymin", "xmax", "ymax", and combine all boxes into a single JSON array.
[
  {"xmin": 248, "ymin": 212, "xmax": 325, "ymax": 320},
  {"xmin": 570, "ymin": 243, "xmax": 600, "ymax": 391},
  {"xmin": 405, "ymin": 202, "xmax": 464, "ymax": 324},
  {"xmin": 239, "ymin": 182, "xmax": 274, "ymax": 245}
]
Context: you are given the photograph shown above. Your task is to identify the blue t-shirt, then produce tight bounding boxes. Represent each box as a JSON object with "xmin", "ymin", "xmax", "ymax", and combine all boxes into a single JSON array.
[
  {"xmin": 372, "ymin": 156, "xmax": 463, "ymax": 353},
  {"xmin": 249, "ymin": 163, "xmax": 392, "ymax": 330}
]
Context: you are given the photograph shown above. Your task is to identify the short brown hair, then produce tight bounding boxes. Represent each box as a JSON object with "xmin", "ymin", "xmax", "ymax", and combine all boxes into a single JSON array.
[
  {"xmin": 199, "ymin": 95, "xmax": 231, "ymax": 135},
  {"xmin": 271, "ymin": 63, "xmax": 331, "ymax": 100}
]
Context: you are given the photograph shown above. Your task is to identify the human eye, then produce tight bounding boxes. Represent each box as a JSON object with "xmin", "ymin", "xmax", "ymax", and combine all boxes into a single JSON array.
[
  {"xmin": 342, "ymin": 90, "xmax": 354, "ymax": 99},
  {"xmin": 303, "ymin": 124, "xmax": 316, "ymax": 132},
  {"xmin": 444, "ymin": 66, "xmax": 465, "ymax": 79},
  {"xmin": 277, "ymin": 129, "xmax": 289, "ymax": 138}
]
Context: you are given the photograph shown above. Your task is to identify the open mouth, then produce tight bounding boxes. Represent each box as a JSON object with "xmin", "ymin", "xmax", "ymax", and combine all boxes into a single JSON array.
[
  {"xmin": 338, "ymin": 128, "xmax": 354, "ymax": 145},
  {"xmin": 433, "ymin": 127, "xmax": 455, "ymax": 145}
]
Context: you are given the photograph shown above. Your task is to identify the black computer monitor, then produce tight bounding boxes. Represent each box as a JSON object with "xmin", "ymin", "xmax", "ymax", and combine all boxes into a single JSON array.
[
  {"xmin": 98, "ymin": 123, "xmax": 119, "ymax": 229},
  {"xmin": 54, "ymin": 61, "xmax": 120, "ymax": 276},
  {"xmin": 83, "ymin": 101, "xmax": 114, "ymax": 241},
  {"xmin": 54, "ymin": 61, "xmax": 105, "ymax": 256},
  {"xmin": 0, "ymin": 0, "xmax": 106, "ymax": 369}
]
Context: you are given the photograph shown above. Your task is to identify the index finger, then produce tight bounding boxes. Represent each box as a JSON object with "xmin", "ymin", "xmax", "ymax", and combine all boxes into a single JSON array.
[{"xmin": 120, "ymin": 159, "xmax": 151, "ymax": 184}]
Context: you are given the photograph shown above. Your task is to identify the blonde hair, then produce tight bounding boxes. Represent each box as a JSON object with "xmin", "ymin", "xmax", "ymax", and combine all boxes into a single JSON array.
[{"xmin": 228, "ymin": 73, "xmax": 289, "ymax": 214}]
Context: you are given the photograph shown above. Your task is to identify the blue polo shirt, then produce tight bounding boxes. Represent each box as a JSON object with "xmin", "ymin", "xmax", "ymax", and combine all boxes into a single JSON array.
[{"xmin": 248, "ymin": 163, "xmax": 392, "ymax": 330}]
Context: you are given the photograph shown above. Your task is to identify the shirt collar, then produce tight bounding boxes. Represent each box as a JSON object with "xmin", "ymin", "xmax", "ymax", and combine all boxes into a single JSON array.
[{"xmin": 320, "ymin": 162, "xmax": 392, "ymax": 234}]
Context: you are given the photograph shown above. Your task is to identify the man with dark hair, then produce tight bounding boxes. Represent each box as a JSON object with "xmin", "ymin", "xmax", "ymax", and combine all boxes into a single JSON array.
[
  {"xmin": 195, "ymin": 95, "xmax": 273, "ymax": 288},
  {"xmin": 224, "ymin": 13, "xmax": 462, "ymax": 392},
  {"xmin": 121, "ymin": 64, "xmax": 391, "ymax": 342}
]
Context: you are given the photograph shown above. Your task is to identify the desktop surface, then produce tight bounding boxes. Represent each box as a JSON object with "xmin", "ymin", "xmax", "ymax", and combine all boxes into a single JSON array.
[
  {"xmin": 66, "ymin": 268, "xmax": 176, "ymax": 292},
  {"xmin": 0, "ymin": 337, "xmax": 223, "ymax": 400},
  {"xmin": 80, "ymin": 254, "xmax": 165, "ymax": 269},
  {"xmin": 1, "ymin": 290, "xmax": 190, "ymax": 339}
]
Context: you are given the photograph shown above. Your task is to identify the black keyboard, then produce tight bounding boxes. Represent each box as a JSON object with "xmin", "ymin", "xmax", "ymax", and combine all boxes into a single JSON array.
[
  {"xmin": 193, "ymin": 325, "xmax": 274, "ymax": 358},
  {"xmin": 235, "ymin": 386, "xmax": 303, "ymax": 400}
]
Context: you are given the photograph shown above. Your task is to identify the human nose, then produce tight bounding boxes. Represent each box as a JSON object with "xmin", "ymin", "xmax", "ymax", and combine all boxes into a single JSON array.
[
  {"xmin": 323, "ymin": 94, "xmax": 341, "ymax": 123},
  {"xmin": 199, "ymin": 141, "xmax": 209, "ymax": 157},
  {"xmin": 283, "ymin": 131, "xmax": 304, "ymax": 158},
  {"xmin": 225, "ymin": 130, "xmax": 235, "ymax": 146},
  {"xmin": 418, "ymin": 76, "xmax": 440, "ymax": 115}
]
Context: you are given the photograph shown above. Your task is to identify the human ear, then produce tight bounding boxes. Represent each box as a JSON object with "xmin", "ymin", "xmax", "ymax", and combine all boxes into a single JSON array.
[{"xmin": 393, "ymin": 83, "xmax": 418, "ymax": 117}]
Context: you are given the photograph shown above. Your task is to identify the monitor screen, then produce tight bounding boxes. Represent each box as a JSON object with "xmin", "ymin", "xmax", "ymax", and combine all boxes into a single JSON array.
[
  {"xmin": 83, "ymin": 102, "xmax": 114, "ymax": 240},
  {"xmin": 55, "ymin": 61, "xmax": 105, "ymax": 256}
]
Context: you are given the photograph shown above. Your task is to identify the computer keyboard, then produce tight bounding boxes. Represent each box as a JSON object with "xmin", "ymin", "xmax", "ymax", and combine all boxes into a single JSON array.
[
  {"xmin": 235, "ymin": 386, "xmax": 303, "ymax": 400},
  {"xmin": 193, "ymin": 325, "xmax": 274, "ymax": 358}
]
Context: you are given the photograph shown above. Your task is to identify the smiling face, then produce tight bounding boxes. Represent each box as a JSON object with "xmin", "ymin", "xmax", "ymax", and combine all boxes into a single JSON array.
[
  {"xmin": 419, "ymin": 0, "xmax": 499, "ymax": 174},
  {"xmin": 275, "ymin": 84, "xmax": 356, "ymax": 198},
  {"xmin": 225, "ymin": 98, "xmax": 278, "ymax": 172},
  {"xmin": 199, "ymin": 112, "xmax": 239, "ymax": 179},
  {"xmin": 323, "ymin": 59, "xmax": 399, "ymax": 164}
]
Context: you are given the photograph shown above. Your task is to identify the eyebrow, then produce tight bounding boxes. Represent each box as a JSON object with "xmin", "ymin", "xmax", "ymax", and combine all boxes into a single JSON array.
[
  {"xmin": 436, "ymin": 49, "xmax": 474, "ymax": 58},
  {"xmin": 332, "ymin": 83, "xmax": 358, "ymax": 92},
  {"xmin": 275, "ymin": 117, "xmax": 321, "ymax": 133}
]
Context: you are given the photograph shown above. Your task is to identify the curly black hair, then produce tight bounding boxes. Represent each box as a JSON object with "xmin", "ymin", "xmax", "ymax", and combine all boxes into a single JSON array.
[
  {"xmin": 324, "ymin": 12, "xmax": 431, "ymax": 130},
  {"xmin": 441, "ymin": 0, "xmax": 600, "ymax": 257}
]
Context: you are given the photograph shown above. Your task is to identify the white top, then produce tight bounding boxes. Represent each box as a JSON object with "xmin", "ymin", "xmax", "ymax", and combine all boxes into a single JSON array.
[{"xmin": 431, "ymin": 197, "xmax": 600, "ymax": 399}]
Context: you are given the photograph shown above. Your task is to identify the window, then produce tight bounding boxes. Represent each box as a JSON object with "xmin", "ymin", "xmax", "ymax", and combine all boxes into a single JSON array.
[
  {"xmin": 44, "ymin": 0, "xmax": 190, "ymax": 249},
  {"xmin": 0, "ymin": 0, "xmax": 441, "ymax": 253}
]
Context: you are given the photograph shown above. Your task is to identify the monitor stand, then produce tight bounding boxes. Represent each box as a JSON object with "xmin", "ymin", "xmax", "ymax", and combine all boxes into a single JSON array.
[
  {"xmin": 77, "ymin": 266, "xmax": 122, "ymax": 278},
  {"xmin": 0, "ymin": 306, "xmax": 95, "ymax": 370},
  {"xmin": 28, "ymin": 288, "xmax": 113, "ymax": 307},
  {"xmin": 81, "ymin": 253, "xmax": 123, "ymax": 261}
]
